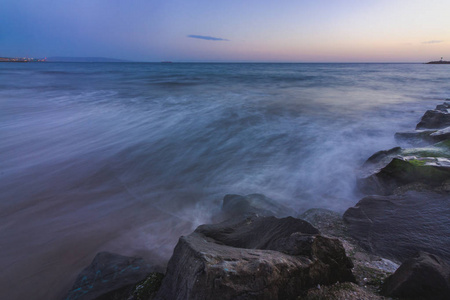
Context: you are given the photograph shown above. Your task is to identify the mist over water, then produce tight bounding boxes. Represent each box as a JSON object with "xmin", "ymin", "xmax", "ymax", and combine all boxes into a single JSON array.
[{"xmin": 1, "ymin": 63, "xmax": 449, "ymax": 299}]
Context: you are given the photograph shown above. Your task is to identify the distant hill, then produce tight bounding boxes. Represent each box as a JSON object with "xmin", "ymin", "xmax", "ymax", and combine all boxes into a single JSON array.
[{"xmin": 46, "ymin": 57, "xmax": 131, "ymax": 62}]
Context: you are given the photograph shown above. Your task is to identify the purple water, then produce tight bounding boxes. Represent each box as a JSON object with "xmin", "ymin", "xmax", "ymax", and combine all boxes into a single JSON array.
[{"xmin": 1, "ymin": 63, "xmax": 449, "ymax": 299}]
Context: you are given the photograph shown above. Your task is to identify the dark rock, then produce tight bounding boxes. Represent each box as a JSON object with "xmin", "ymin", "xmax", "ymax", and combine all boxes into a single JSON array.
[
  {"xmin": 299, "ymin": 208, "xmax": 346, "ymax": 238},
  {"xmin": 156, "ymin": 215, "xmax": 355, "ymax": 300},
  {"xmin": 436, "ymin": 102, "xmax": 450, "ymax": 112},
  {"xmin": 64, "ymin": 252, "xmax": 156, "ymax": 300},
  {"xmin": 416, "ymin": 110, "xmax": 450, "ymax": 130},
  {"xmin": 395, "ymin": 126, "xmax": 450, "ymax": 146},
  {"xmin": 358, "ymin": 157, "xmax": 450, "ymax": 195},
  {"xmin": 395, "ymin": 130, "xmax": 446, "ymax": 146},
  {"xmin": 305, "ymin": 282, "xmax": 384, "ymax": 300},
  {"xmin": 396, "ymin": 102, "xmax": 450, "ymax": 144},
  {"xmin": 381, "ymin": 251, "xmax": 450, "ymax": 300},
  {"xmin": 130, "ymin": 272, "xmax": 164, "ymax": 300},
  {"xmin": 343, "ymin": 191, "xmax": 450, "ymax": 263},
  {"xmin": 431, "ymin": 126, "xmax": 450, "ymax": 140},
  {"xmin": 363, "ymin": 147, "xmax": 402, "ymax": 166},
  {"xmin": 358, "ymin": 141, "xmax": 450, "ymax": 195},
  {"xmin": 217, "ymin": 193, "xmax": 292, "ymax": 221}
]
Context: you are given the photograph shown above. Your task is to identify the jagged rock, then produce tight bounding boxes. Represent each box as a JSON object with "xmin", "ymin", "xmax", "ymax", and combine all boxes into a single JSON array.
[
  {"xmin": 395, "ymin": 129, "xmax": 450, "ymax": 146},
  {"xmin": 64, "ymin": 252, "xmax": 156, "ymax": 300},
  {"xmin": 343, "ymin": 191, "xmax": 450, "ymax": 263},
  {"xmin": 381, "ymin": 251, "xmax": 450, "ymax": 300},
  {"xmin": 215, "ymin": 193, "xmax": 292, "ymax": 221},
  {"xmin": 129, "ymin": 272, "xmax": 164, "ymax": 300},
  {"xmin": 299, "ymin": 208, "xmax": 346, "ymax": 238},
  {"xmin": 156, "ymin": 215, "xmax": 355, "ymax": 300},
  {"xmin": 395, "ymin": 102, "xmax": 450, "ymax": 146},
  {"xmin": 436, "ymin": 102, "xmax": 450, "ymax": 112},
  {"xmin": 401, "ymin": 140, "xmax": 450, "ymax": 160},
  {"xmin": 416, "ymin": 109, "xmax": 450, "ymax": 130},
  {"xmin": 431, "ymin": 126, "xmax": 450, "ymax": 140},
  {"xmin": 358, "ymin": 141, "xmax": 450, "ymax": 195},
  {"xmin": 363, "ymin": 147, "xmax": 402, "ymax": 166},
  {"xmin": 358, "ymin": 156, "xmax": 450, "ymax": 195}
]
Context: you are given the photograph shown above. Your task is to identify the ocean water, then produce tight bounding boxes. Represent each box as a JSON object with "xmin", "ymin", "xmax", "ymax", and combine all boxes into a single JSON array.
[{"xmin": 1, "ymin": 62, "xmax": 449, "ymax": 299}]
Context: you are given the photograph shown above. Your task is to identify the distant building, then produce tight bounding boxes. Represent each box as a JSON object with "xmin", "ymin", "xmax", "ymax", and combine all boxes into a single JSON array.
[{"xmin": 0, "ymin": 57, "xmax": 46, "ymax": 62}]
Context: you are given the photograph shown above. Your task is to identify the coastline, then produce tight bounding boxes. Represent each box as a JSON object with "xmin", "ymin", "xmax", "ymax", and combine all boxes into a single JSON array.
[
  {"xmin": 2, "ymin": 62, "xmax": 449, "ymax": 300},
  {"xmin": 63, "ymin": 101, "xmax": 450, "ymax": 300},
  {"xmin": 426, "ymin": 60, "xmax": 450, "ymax": 64}
]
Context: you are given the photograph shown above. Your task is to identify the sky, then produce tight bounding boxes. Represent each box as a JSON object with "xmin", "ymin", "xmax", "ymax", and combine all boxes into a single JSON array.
[{"xmin": 1, "ymin": 0, "xmax": 450, "ymax": 62}]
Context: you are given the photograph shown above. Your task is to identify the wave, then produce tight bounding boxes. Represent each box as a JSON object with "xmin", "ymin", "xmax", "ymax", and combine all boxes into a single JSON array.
[{"xmin": 1, "ymin": 62, "xmax": 449, "ymax": 299}]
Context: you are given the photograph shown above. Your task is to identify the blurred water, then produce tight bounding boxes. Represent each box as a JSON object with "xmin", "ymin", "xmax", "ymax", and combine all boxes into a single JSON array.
[{"xmin": 1, "ymin": 62, "xmax": 449, "ymax": 299}]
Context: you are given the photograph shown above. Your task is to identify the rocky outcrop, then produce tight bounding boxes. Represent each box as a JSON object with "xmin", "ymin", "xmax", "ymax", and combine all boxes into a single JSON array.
[
  {"xmin": 130, "ymin": 272, "xmax": 164, "ymax": 300},
  {"xmin": 395, "ymin": 128, "xmax": 450, "ymax": 146},
  {"xmin": 395, "ymin": 102, "xmax": 450, "ymax": 146},
  {"xmin": 156, "ymin": 215, "xmax": 355, "ymax": 300},
  {"xmin": 381, "ymin": 251, "xmax": 450, "ymax": 299},
  {"xmin": 64, "ymin": 252, "xmax": 158, "ymax": 300},
  {"xmin": 416, "ymin": 110, "xmax": 450, "ymax": 130},
  {"xmin": 363, "ymin": 147, "xmax": 402, "ymax": 166},
  {"xmin": 358, "ymin": 140, "xmax": 450, "ymax": 195},
  {"xmin": 348, "ymin": 102, "xmax": 450, "ymax": 299},
  {"xmin": 359, "ymin": 156, "xmax": 450, "ymax": 195},
  {"xmin": 416, "ymin": 102, "xmax": 450, "ymax": 130},
  {"xmin": 436, "ymin": 102, "xmax": 450, "ymax": 112},
  {"xmin": 343, "ymin": 191, "xmax": 450, "ymax": 263}
]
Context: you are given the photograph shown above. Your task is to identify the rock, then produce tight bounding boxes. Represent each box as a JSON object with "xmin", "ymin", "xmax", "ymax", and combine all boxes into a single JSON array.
[
  {"xmin": 416, "ymin": 109, "xmax": 450, "ymax": 130},
  {"xmin": 395, "ymin": 102, "xmax": 450, "ymax": 146},
  {"xmin": 156, "ymin": 215, "xmax": 355, "ymax": 300},
  {"xmin": 130, "ymin": 272, "xmax": 164, "ymax": 300},
  {"xmin": 395, "ymin": 130, "xmax": 449, "ymax": 146},
  {"xmin": 436, "ymin": 102, "xmax": 450, "ymax": 112},
  {"xmin": 381, "ymin": 251, "xmax": 450, "ymax": 300},
  {"xmin": 343, "ymin": 191, "xmax": 450, "ymax": 263},
  {"xmin": 299, "ymin": 208, "xmax": 401, "ymax": 296},
  {"xmin": 352, "ymin": 252, "xmax": 399, "ymax": 275},
  {"xmin": 431, "ymin": 126, "xmax": 450, "ymax": 139},
  {"xmin": 216, "ymin": 193, "xmax": 292, "ymax": 221},
  {"xmin": 401, "ymin": 140, "xmax": 450, "ymax": 161},
  {"xmin": 358, "ymin": 155, "xmax": 450, "ymax": 195},
  {"xmin": 363, "ymin": 147, "xmax": 402, "ymax": 166},
  {"xmin": 299, "ymin": 208, "xmax": 346, "ymax": 238},
  {"xmin": 64, "ymin": 252, "xmax": 157, "ymax": 300},
  {"xmin": 358, "ymin": 141, "xmax": 450, "ymax": 195},
  {"xmin": 395, "ymin": 126, "xmax": 450, "ymax": 146},
  {"xmin": 304, "ymin": 282, "xmax": 385, "ymax": 300}
]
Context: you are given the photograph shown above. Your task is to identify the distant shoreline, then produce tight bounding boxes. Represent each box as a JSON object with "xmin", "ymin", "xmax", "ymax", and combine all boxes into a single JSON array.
[
  {"xmin": 426, "ymin": 60, "xmax": 450, "ymax": 64},
  {"xmin": 2, "ymin": 56, "xmax": 447, "ymax": 64},
  {"xmin": 0, "ymin": 57, "xmax": 45, "ymax": 62},
  {"xmin": 2, "ymin": 57, "xmax": 449, "ymax": 64}
]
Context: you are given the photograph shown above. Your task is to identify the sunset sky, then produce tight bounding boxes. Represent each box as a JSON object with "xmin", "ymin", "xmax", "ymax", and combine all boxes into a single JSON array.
[{"xmin": 2, "ymin": 0, "xmax": 449, "ymax": 62}]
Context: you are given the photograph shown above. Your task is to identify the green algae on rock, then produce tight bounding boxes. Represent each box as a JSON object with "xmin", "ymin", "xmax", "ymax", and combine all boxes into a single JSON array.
[
  {"xmin": 132, "ymin": 272, "xmax": 164, "ymax": 300},
  {"xmin": 359, "ymin": 156, "xmax": 450, "ymax": 195},
  {"xmin": 358, "ymin": 136, "xmax": 450, "ymax": 196}
]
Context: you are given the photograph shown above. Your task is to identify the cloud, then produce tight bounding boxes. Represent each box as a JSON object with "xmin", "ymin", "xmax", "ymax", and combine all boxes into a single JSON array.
[
  {"xmin": 422, "ymin": 40, "xmax": 444, "ymax": 44},
  {"xmin": 187, "ymin": 35, "xmax": 229, "ymax": 41}
]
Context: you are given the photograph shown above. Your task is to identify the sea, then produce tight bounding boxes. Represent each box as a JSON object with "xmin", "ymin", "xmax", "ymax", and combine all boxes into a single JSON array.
[{"xmin": 1, "ymin": 62, "xmax": 449, "ymax": 299}]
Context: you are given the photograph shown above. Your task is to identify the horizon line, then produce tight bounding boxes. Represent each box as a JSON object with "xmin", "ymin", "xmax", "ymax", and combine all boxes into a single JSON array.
[
  {"xmin": 40, "ymin": 60, "xmax": 430, "ymax": 64},
  {"xmin": 3, "ymin": 55, "xmax": 441, "ymax": 64}
]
